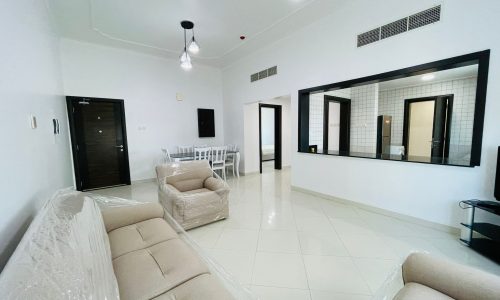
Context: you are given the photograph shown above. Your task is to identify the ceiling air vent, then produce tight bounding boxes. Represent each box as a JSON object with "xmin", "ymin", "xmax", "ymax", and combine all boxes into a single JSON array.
[
  {"xmin": 357, "ymin": 5, "xmax": 441, "ymax": 47},
  {"xmin": 381, "ymin": 18, "xmax": 408, "ymax": 39},
  {"xmin": 250, "ymin": 66, "xmax": 278, "ymax": 83},
  {"xmin": 408, "ymin": 5, "xmax": 441, "ymax": 30},
  {"xmin": 357, "ymin": 28, "xmax": 380, "ymax": 47}
]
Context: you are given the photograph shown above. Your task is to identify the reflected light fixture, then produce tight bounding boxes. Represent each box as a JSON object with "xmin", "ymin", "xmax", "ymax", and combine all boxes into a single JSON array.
[
  {"xmin": 180, "ymin": 20, "xmax": 200, "ymax": 70},
  {"xmin": 422, "ymin": 74, "xmax": 435, "ymax": 81}
]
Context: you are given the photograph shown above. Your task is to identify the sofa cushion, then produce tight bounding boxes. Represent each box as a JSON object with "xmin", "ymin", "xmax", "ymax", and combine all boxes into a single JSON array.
[
  {"xmin": 394, "ymin": 282, "xmax": 454, "ymax": 300},
  {"xmin": 102, "ymin": 202, "xmax": 165, "ymax": 232},
  {"xmin": 113, "ymin": 238, "xmax": 210, "ymax": 300},
  {"xmin": 181, "ymin": 189, "xmax": 224, "ymax": 220},
  {"xmin": 156, "ymin": 161, "xmax": 213, "ymax": 192},
  {"xmin": 108, "ymin": 218, "xmax": 178, "ymax": 259},
  {"xmin": 152, "ymin": 273, "xmax": 234, "ymax": 300}
]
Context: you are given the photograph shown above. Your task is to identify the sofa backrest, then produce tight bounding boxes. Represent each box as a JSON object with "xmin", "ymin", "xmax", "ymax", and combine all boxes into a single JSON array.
[
  {"xmin": 156, "ymin": 161, "xmax": 213, "ymax": 192},
  {"xmin": 0, "ymin": 189, "xmax": 119, "ymax": 300}
]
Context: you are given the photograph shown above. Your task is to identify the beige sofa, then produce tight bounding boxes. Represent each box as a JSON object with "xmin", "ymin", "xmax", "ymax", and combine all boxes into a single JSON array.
[
  {"xmin": 156, "ymin": 161, "xmax": 229, "ymax": 230},
  {"xmin": 394, "ymin": 252, "xmax": 500, "ymax": 300},
  {"xmin": 102, "ymin": 202, "xmax": 233, "ymax": 300},
  {"xmin": 0, "ymin": 190, "xmax": 245, "ymax": 300}
]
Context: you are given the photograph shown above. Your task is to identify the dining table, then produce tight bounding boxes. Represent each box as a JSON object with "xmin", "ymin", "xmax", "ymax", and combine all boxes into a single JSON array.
[{"xmin": 169, "ymin": 150, "xmax": 240, "ymax": 178}]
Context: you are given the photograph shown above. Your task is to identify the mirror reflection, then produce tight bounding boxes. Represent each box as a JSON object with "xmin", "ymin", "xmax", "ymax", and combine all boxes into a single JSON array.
[{"xmin": 308, "ymin": 64, "xmax": 478, "ymax": 166}]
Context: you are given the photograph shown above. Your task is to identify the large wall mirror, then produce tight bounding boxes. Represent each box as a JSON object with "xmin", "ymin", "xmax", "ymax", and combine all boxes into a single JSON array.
[{"xmin": 298, "ymin": 50, "xmax": 490, "ymax": 167}]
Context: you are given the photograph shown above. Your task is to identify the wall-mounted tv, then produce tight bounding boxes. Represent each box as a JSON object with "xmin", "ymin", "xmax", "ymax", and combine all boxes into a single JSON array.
[{"xmin": 197, "ymin": 108, "xmax": 215, "ymax": 138}]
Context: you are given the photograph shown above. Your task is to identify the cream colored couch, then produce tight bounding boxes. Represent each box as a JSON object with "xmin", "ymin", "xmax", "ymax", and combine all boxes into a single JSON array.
[
  {"xmin": 394, "ymin": 252, "xmax": 500, "ymax": 300},
  {"xmin": 102, "ymin": 202, "xmax": 233, "ymax": 300},
  {"xmin": 156, "ymin": 161, "xmax": 229, "ymax": 230},
  {"xmin": 0, "ymin": 190, "xmax": 240, "ymax": 300}
]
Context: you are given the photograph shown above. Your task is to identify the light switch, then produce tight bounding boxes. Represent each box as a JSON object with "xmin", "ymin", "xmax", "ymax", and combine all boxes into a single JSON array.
[
  {"xmin": 176, "ymin": 93, "xmax": 183, "ymax": 101},
  {"xmin": 30, "ymin": 114, "xmax": 37, "ymax": 129}
]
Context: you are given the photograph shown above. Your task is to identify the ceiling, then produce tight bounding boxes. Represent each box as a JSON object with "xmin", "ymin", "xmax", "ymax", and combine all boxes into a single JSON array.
[
  {"xmin": 378, "ymin": 65, "xmax": 479, "ymax": 90},
  {"xmin": 47, "ymin": 0, "xmax": 346, "ymax": 67}
]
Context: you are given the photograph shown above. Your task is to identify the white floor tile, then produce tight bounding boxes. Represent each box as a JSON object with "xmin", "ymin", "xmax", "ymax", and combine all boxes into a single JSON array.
[
  {"xmin": 208, "ymin": 250, "xmax": 255, "ymax": 284},
  {"xmin": 295, "ymin": 216, "xmax": 336, "ymax": 234},
  {"xmin": 310, "ymin": 290, "xmax": 371, "ymax": 300},
  {"xmin": 214, "ymin": 229, "xmax": 259, "ymax": 251},
  {"xmin": 298, "ymin": 231, "xmax": 349, "ymax": 256},
  {"xmin": 353, "ymin": 258, "xmax": 398, "ymax": 293},
  {"xmin": 258, "ymin": 230, "xmax": 301, "ymax": 253},
  {"xmin": 303, "ymin": 255, "xmax": 371, "ymax": 294},
  {"xmin": 252, "ymin": 252, "xmax": 309, "ymax": 289},
  {"xmin": 340, "ymin": 234, "xmax": 397, "ymax": 259},
  {"xmin": 251, "ymin": 286, "xmax": 311, "ymax": 300}
]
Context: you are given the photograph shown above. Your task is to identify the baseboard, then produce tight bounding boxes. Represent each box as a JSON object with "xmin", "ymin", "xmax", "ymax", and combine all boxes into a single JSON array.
[
  {"xmin": 132, "ymin": 178, "xmax": 156, "ymax": 184},
  {"xmin": 291, "ymin": 185, "xmax": 460, "ymax": 234}
]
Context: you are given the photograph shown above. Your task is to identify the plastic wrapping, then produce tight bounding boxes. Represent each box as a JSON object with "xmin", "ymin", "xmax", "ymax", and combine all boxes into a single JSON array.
[
  {"xmin": 88, "ymin": 193, "xmax": 256, "ymax": 300},
  {"xmin": 372, "ymin": 251, "xmax": 429, "ymax": 300},
  {"xmin": 0, "ymin": 188, "xmax": 119, "ymax": 300},
  {"xmin": 155, "ymin": 160, "xmax": 230, "ymax": 230}
]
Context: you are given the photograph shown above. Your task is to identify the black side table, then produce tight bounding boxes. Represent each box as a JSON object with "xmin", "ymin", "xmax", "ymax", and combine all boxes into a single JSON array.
[{"xmin": 460, "ymin": 200, "xmax": 500, "ymax": 264}]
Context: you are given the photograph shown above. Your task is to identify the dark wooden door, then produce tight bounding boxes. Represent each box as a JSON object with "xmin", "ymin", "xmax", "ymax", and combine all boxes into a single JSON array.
[
  {"xmin": 67, "ymin": 96, "xmax": 131, "ymax": 191},
  {"xmin": 259, "ymin": 104, "xmax": 282, "ymax": 173},
  {"xmin": 431, "ymin": 96, "xmax": 453, "ymax": 161}
]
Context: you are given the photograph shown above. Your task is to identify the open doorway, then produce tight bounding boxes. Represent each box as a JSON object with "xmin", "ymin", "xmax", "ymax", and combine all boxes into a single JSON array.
[
  {"xmin": 323, "ymin": 95, "xmax": 351, "ymax": 153},
  {"xmin": 259, "ymin": 104, "xmax": 282, "ymax": 173},
  {"xmin": 402, "ymin": 95, "xmax": 453, "ymax": 163}
]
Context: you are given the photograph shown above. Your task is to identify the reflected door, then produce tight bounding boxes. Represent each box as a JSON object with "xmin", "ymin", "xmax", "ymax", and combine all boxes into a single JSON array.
[
  {"xmin": 403, "ymin": 95, "xmax": 453, "ymax": 162},
  {"xmin": 323, "ymin": 96, "xmax": 351, "ymax": 153}
]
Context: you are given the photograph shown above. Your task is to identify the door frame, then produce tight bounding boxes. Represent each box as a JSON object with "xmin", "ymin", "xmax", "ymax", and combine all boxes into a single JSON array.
[
  {"xmin": 402, "ymin": 95, "xmax": 454, "ymax": 160},
  {"xmin": 259, "ymin": 104, "xmax": 282, "ymax": 173},
  {"xmin": 323, "ymin": 95, "xmax": 351, "ymax": 153},
  {"xmin": 66, "ymin": 96, "xmax": 131, "ymax": 191}
]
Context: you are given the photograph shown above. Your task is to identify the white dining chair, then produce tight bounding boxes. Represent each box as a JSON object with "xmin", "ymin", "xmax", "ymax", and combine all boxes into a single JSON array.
[
  {"xmin": 211, "ymin": 146, "xmax": 227, "ymax": 180},
  {"xmin": 178, "ymin": 145, "xmax": 193, "ymax": 154},
  {"xmin": 225, "ymin": 144, "xmax": 238, "ymax": 178},
  {"xmin": 194, "ymin": 147, "xmax": 211, "ymax": 160},
  {"xmin": 161, "ymin": 148, "xmax": 171, "ymax": 163}
]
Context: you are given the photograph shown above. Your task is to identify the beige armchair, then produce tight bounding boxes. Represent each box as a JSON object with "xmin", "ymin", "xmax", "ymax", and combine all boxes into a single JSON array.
[
  {"xmin": 156, "ymin": 160, "xmax": 229, "ymax": 230},
  {"xmin": 393, "ymin": 252, "xmax": 500, "ymax": 300}
]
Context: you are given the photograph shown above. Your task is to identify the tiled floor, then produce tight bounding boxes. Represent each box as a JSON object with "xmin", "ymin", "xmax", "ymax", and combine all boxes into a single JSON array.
[{"xmin": 93, "ymin": 166, "xmax": 500, "ymax": 300}]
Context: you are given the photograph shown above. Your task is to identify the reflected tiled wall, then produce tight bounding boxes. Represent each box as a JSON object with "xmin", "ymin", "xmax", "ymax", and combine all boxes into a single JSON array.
[
  {"xmin": 350, "ymin": 84, "xmax": 378, "ymax": 153},
  {"xmin": 378, "ymin": 77, "xmax": 477, "ymax": 160}
]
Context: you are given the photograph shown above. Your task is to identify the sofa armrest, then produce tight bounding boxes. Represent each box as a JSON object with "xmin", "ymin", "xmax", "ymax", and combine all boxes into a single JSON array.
[
  {"xmin": 204, "ymin": 177, "xmax": 228, "ymax": 192},
  {"xmin": 401, "ymin": 252, "xmax": 500, "ymax": 300},
  {"xmin": 101, "ymin": 202, "xmax": 165, "ymax": 232}
]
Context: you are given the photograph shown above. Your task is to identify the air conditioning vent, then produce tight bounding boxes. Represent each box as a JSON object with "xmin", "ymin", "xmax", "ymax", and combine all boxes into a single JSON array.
[
  {"xmin": 381, "ymin": 18, "xmax": 407, "ymax": 39},
  {"xmin": 250, "ymin": 73, "xmax": 259, "ymax": 82},
  {"xmin": 250, "ymin": 66, "xmax": 278, "ymax": 83},
  {"xmin": 357, "ymin": 28, "xmax": 380, "ymax": 47},
  {"xmin": 357, "ymin": 5, "xmax": 441, "ymax": 47},
  {"xmin": 409, "ymin": 5, "xmax": 441, "ymax": 30},
  {"xmin": 267, "ymin": 66, "xmax": 278, "ymax": 76}
]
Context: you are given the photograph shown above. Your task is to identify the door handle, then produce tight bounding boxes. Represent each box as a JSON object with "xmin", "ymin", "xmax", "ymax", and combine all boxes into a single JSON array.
[{"xmin": 115, "ymin": 145, "xmax": 124, "ymax": 148}]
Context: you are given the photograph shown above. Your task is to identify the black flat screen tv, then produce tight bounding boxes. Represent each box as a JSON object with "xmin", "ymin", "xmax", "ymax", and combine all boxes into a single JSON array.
[
  {"xmin": 495, "ymin": 146, "xmax": 500, "ymax": 200},
  {"xmin": 197, "ymin": 109, "xmax": 215, "ymax": 138}
]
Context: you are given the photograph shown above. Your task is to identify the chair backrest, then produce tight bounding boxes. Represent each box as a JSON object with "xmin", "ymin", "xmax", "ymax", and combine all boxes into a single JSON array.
[
  {"xmin": 194, "ymin": 147, "xmax": 211, "ymax": 160},
  {"xmin": 155, "ymin": 161, "xmax": 213, "ymax": 192},
  {"xmin": 161, "ymin": 148, "xmax": 171, "ymax": 163},
  {"xmin": 178, "ymin": 145, "xmax": 193, "ymax": 154},
  {"xmin": 211, "ymin": 146, "xmax": 227, "ymax": 164}
]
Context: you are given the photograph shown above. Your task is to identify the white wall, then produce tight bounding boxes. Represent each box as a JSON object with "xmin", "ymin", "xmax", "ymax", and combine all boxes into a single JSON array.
[
  {"xmin": 0, "ymin": 1, "xmax": 72, "ymax": 270},
  {"xmin": 222, "ymin": 0, "xmax": 500, "ymax": 227},
  {"xmin": 60, "ymin": 39, "xmax": 224, "ymax": 180},
  {"xmin": 243, "ymin": 96, "xmax": 292, "ymax": 173}
]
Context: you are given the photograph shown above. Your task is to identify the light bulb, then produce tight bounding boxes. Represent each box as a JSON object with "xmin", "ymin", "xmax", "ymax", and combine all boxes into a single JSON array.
[
  {"xmin": 180, "ymin": 50, "xmax": 190, "ymax": 63},
  {"xmin": 188, "ymin": 37, "xmax": 200, "ymax": 54},
  {"xmin": 181, "ymin": 60, "xmax": 192, "ymax": 70}
]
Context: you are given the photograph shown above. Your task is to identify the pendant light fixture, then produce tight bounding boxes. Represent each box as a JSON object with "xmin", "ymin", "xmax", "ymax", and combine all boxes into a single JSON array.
[{"xmin": 180, "ymin": 20, "xmax": 200, "ymax": 70}]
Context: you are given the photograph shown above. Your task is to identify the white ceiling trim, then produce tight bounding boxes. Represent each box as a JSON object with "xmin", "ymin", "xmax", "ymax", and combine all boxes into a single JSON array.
[{"xmin": 87, "ymin": 0, "xmax": 317, "ymax": 61}]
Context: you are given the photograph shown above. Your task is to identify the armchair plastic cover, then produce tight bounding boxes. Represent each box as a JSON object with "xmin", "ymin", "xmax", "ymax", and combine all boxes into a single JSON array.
[
  {"xmin": 156, "ymin": 161, "xmax": 230, "ymax": 230},
  {"xmin": 88, "ymin": 193, "xmax": 256, "ymax": 300},
  {"xmin": 0, "ymin": 188, "xmax": 120, "ymax": 300}
]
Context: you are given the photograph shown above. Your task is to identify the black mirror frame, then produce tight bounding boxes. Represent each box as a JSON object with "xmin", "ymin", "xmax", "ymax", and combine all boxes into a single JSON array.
[{"xmin": 298, "ymin": 50, "xmax": 490, "ymax": 167}]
